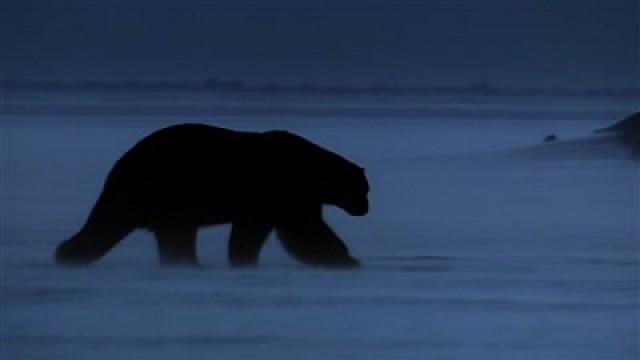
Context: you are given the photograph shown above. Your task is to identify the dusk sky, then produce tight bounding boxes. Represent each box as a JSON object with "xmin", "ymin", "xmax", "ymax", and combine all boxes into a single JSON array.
[{"xmin": 1, "ymin": 0, "xmax": 638, "ymax": 88}]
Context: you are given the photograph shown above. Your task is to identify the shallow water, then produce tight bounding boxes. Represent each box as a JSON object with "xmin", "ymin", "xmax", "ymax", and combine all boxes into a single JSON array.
[{"xmin": 1, "ymin": 91, "xmax": 638, "ymax": 359}]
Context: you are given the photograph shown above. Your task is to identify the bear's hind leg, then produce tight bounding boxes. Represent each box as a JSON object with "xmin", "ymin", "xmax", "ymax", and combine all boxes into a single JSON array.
[
  {"xmin": 228, "ymin": 220, "xmax": 273, "ymax": 267},
  {"xmin": 153, "ymin": 226, "xmax": 199, "ymax": 266},
  {"xmin": 56, "ymin": 188, "xmax": 137, "ymax": 265},
  {"xmin": 56, "ymin": 222, "xmax": 134, "ymax": 265}
]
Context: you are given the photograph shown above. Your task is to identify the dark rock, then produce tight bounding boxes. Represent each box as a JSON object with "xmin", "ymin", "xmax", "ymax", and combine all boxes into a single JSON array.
[{"xmin": 594, "ymin": 112, "xmax": 640, "ymax": 159}]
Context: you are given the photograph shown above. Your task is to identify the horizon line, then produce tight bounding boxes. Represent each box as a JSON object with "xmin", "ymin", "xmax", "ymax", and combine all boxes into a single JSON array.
[{"xmin": 1, "ymin": 79, "xmax": 639, "ymax": 97}]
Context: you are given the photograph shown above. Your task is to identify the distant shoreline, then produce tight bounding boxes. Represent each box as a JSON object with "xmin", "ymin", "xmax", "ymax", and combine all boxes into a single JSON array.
[{"xmin": 1, "ymin": 80, "xmax": 638, "ymax": 98}]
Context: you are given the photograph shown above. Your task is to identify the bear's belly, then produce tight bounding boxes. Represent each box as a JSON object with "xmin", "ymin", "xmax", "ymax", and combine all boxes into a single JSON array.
[{"xmin": 132, "ymin": 189, "xmax": 276, "ymax": 228}]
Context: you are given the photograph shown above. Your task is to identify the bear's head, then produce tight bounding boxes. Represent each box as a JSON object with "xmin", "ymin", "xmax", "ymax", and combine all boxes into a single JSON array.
[
  {"xmin": 263, "ymin": 130, "xmax": 369, "ymax": 216},
  {"xmin": 316, "ymin": 160, "xmax": 369, "ymax": 216}
]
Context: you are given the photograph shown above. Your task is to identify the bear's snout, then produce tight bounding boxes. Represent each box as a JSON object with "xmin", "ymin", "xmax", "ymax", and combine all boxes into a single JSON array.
[{"xmin": 344, "ymin": 198, "xmax": 369, "ymax": 216}]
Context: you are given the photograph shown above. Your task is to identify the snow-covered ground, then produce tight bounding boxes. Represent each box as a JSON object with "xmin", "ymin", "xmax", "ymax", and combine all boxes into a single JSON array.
[{"xmin": 1, "ymin": 91, "xmax": 638, "ymax": 359}]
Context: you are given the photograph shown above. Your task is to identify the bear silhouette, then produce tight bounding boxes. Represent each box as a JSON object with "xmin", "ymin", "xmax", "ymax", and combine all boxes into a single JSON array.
[{"xmin": 55, "ymin": 124, "xmax": 369, "ymax": 268}]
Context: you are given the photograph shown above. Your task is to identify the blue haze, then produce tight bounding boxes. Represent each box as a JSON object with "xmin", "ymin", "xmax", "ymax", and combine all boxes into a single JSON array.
[{"xmin": 1, "ymin": 90, "xmax": 638, "ymax": 359}]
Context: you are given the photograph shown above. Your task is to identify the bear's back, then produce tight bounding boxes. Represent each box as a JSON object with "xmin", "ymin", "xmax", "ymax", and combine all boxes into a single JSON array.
[
  {"xmin": 117, "ymin": 123, "xmax": 260, "ymax": 171},
  {"xmin": 132, "ymin": 123, "xmax": 245, "ymax": 156},
  {"xmin": 102, "ymin": 125, "xmax": 270, "ymax": 220}
]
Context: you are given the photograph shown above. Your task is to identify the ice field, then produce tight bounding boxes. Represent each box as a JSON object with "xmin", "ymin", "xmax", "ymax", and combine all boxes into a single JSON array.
[{"xmin": 1, "ymin": 90, "xmax": 638, "ymax": 359}]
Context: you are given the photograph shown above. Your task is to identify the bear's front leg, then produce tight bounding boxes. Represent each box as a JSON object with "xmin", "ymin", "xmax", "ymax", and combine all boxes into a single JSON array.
[
  {"xmin": 275, "ymin": 216, "xmax": 360, "ymax": 269},
  {"xmin": 228, "ymin": 220, "xmax": 274, "ymax": 267},
  {"xmin": 152, "ymin": 226, "xmax": 199, "ymax": 266}
]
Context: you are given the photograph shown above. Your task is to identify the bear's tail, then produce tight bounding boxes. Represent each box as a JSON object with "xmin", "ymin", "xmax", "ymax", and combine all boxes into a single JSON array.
[{"xmin": 56, "ymin": 189, "xmax": 134, "ymax": 265}]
